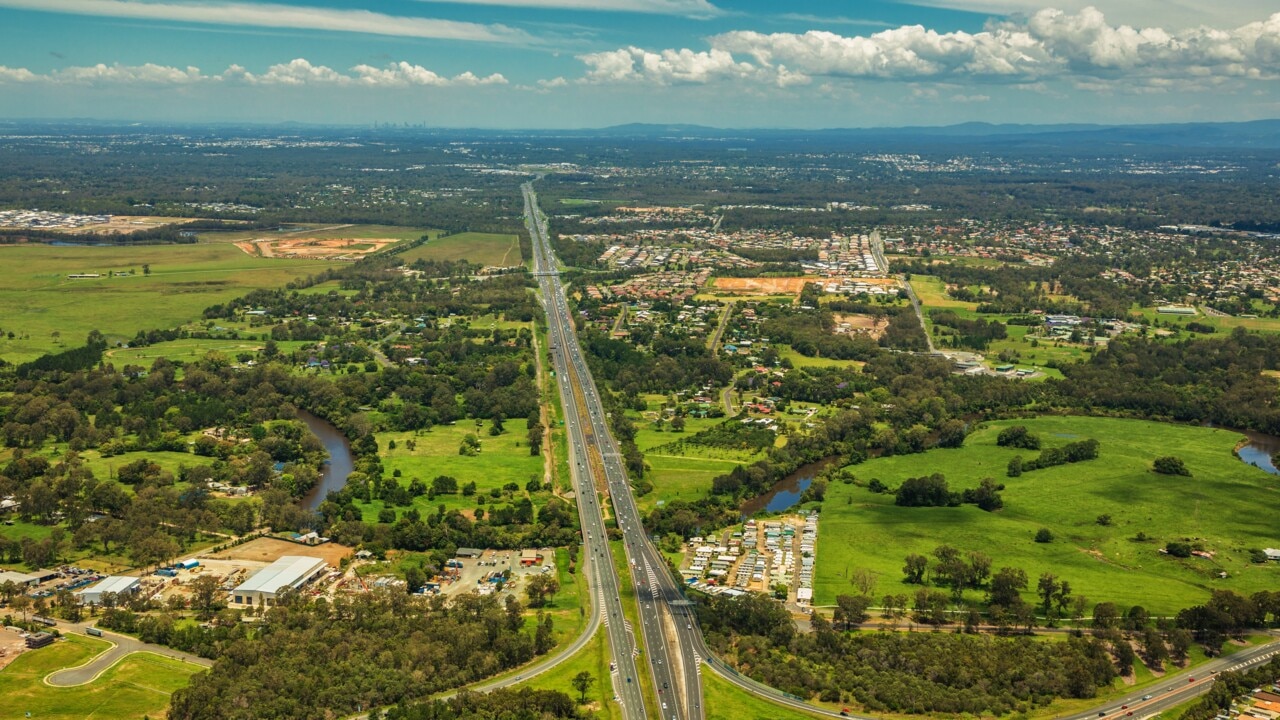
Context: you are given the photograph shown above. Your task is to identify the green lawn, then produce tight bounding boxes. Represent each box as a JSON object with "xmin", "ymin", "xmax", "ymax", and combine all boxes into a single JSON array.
[
  {"xmin": 0, "ymin": 243, "xmax": 330, "ymax": 364},
  {"xmin": 702, "ymin": 670, "xmax": 826, "ymax": 720},
  {"xmin": 520, "ymin": 628, "xmax": 618, "ymax": 719},
  {"xmin": 357, "ymin": 420, "xmax": 548, "ymax": 521},
  {"xmin": 0, "ymin": 635, "xmax": 199, "ymax": 720},
  {"xmin": 400, "ymin": 232, "xmax": 523, "ymax": 267},
  {"xmin": 626, "ymin": 412, "xmax": 759, "ymax": 512},
  {"xmin": 816, "ymin": 416, "xmax": 1280, "ymax": 613},
  {"xmin": 101, "ymin": 337, "xmax": 310, "ymax": 365}
]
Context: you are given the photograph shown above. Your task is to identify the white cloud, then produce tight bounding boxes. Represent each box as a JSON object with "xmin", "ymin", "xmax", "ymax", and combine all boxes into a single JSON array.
[
  {"xmin": 577, "ymin": 7, "xmax": 1280, "ymax": 86},
  {"xmin": 0, "ymin": 66, "xmax": 38, "ymax": 82},
  {"xmin": 0, "ymin": 59, "xmax": 511, "ymax": 88},
  {"xmin": 0, "ymin": 0, "xmax": 532, "ymax": 44},
  {"xmin": 898, "ymin": 0, "xmax": 1276, "ymax": 32},
  {"xmin": 579, "ymin": 46, "xmax": 759, "ymax": 84},
  {"xmin": 415, "ymin": 0, "xmax": 720, "ymax": 17}
]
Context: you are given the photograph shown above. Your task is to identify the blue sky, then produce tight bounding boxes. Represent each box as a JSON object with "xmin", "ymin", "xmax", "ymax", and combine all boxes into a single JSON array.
[{"xmin": 0, "ymin": 0, "xmax": 1278, "ymax": 127}]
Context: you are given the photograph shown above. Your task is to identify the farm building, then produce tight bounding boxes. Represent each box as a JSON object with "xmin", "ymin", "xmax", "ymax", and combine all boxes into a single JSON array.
[
  {"xmin": 77, "ymin": 576, "xmax": 141, "ymax": 605},
  {"xmin": 519, "ymin": 549, "xmax": 543, "ymax": 567},
  {"xmin": 232, "ymin": 556, "xmax": 328, "ymax": 606}
]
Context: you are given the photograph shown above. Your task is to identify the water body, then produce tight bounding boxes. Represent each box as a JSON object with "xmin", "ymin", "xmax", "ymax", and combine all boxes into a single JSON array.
[
  {"xmin": 1236, "ymin": 430, "xmax": 1280, "ymax": 476},
  {"xmin": 740, "ymin": 458, "xmax": 837, "ymax": 517},
  {"xmin": 297, "ymin": 410, "xmax": 354, "ymax": 511}
]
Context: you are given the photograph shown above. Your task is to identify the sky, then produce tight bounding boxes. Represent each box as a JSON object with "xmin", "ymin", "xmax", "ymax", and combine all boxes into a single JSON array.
[{"xmin": 0, "ymin": 0, "xmax": 1278, "ymax": 128}]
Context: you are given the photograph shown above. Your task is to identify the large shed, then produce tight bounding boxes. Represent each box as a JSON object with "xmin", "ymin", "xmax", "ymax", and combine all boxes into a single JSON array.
[
  {"xmin": 76, "ymin": 576, "xmax": 141, "ymax": 605},
  {"xmin": 232, "ymin": 556, "xmax": 328, "ymax": 607}
]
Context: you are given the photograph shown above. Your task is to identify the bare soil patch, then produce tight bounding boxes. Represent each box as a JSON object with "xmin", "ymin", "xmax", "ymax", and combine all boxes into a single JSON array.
[
  {"xmin": 206, "ymin": 536, "xmax": 353, "ymax": 566},
  {"xmin": 832, "ymin": 313, "xmax": 889, "ymax": 340},
  {"xmin": 234, "ymin": 237, "xmax": 399, "ymax": 260},
  {"xmin": 713, "ymin": 277, "xmax": 819, "ymax": 295},
  {"xmin": 0, "ymin": 630, "xmax": 26, "ymax": 671}
]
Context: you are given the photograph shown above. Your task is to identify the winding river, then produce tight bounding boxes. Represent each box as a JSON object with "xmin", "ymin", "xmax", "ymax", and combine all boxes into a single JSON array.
[
  {"xmin": 739, "ymin": 458, "xmax": 838, "ymax": 517},
  {"xmin": 1236, "ymin": 429, "xmax": 1280, "ymax": 476},
  {"xmin": 297, "ymin": 410, "xmax": 355, "ymax": 511}
]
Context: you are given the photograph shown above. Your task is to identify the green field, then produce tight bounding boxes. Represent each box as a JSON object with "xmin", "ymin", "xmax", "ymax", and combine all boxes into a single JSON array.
[
  {"xmin": 626, "ymin": 407, "xmax": 760, "ymax": 512},
  {"xmin": 197, "ymin": 223, "xmax": 429, "ymax": 244},
  {"xmin": 703, "ymin": 671, "xmax": 825, "ymax": 720},
  {"xmin": 0, "ymin": 635, "xmax": 199, "ymax": 720},
  {"xmin": 816, "ymin": 416, "xmax": 1280, "ymax": 613},
  {"xmin": 400, "ymin": 232, "xmax": 523, "ymax": 267},
  {"xmin": 0, "ymin": 243, "xmax": 330, "ymax": 364},
  {"xmin": 520, "ymin": 628, "xmax": 618, "ymax": 719},
  {"xmin": 357, "ymin": 420, "xmax": 548, "ymax": 522}
]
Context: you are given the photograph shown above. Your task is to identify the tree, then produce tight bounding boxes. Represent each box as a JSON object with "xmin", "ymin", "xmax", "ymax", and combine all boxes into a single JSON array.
[
  {"xmin": 189, "ymin": 574, "xmax": 224, "ymax": 620},
  {"xmin": 1153, "ymin": 456, "xmax": 1191, "ymax": 476},
  {"xmin": 571, "ymin": 670, "xmax": 595, "ymax": 703},
  {"xmin": 834, "ymin": 594, "xmax": 872, "ymax": 630},
  {"xmin": 1037, "ymin": 573, "xmax": 1059, "ymax": 617},
  {"xmin": 525, "ymin": 574, "xmax": 560, "ymax": 608},
  {"xmin": 988, "ymin": 567, "xmax": 1028, "ymax": 609},
  {"xmin": 903, "ymin": 554, "xmax": 929, "ymax": 584},
  {"xmin": 1034, "ymin": 528, "xmax": 1053, "ymax": 543},
  {"xmin": 1007, "ymin": 455, "xmax": 1023, "ymax": 477},
  {"xmin": 850, "ymin": 568, "xmax": 877, "ymax": 597},
  {"xmin": 670, "ymin": 415, "xmax": 686, "ymax": 432},
  {"xmin": 936, "ymin": 419, "xmax": 967, "ymax": 448}
]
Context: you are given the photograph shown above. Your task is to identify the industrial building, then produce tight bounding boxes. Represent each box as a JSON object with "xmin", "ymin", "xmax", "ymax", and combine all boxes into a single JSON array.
[
  {"xmin": 232, "ymin": 556, "xmax": 327, "ymax": 606},
  {"xmin": 0, "ymin": 570, "xmax": 41, "ymax": 588},
  {"xmin": 76, "ymin": 576, "xmax": 141, "ymax": 605}
]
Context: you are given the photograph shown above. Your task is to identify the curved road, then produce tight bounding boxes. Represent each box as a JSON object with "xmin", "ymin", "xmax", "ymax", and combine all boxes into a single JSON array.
[{"xmin": 45, "ymin": 623, "xmax": 212, "ymax": 687}]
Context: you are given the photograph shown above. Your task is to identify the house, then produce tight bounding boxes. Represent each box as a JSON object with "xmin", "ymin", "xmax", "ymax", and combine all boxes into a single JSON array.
[
  {"xmin": 232, "ymin": 556, "xmax": 328, "ymax": 607},
  {"xmin": 1263, "ymin": 548, "xmax": 1280, "ymax": 562},
  {"xmin": 77, "ymin": 576, "xmax": 141, "ymax": 605},
  {"xmin": 519, "ymin": 549, "xmax": 543, "ymax": 566}
]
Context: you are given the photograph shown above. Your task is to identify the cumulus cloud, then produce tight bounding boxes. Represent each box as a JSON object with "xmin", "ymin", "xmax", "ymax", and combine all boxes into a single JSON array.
[
  {"xmin": 0, "ymin": 0, "xmax": 532, "ymax": 44},
  {"xmin": 0, "ymin": 58, "xmax": 510, "ymax": 88},
  {"xmin": 577, "ymin": 6, "xmax": 1280, "ymax": 86}
]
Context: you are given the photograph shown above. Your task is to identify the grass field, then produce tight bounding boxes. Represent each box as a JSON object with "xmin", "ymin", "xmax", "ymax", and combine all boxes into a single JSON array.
[
  {"xmin": 101, "ymin": 337, "xmax": 311, "ymax": 365},
  {"xmin": 702, "ymin": 671, "xmax": 825, "ymax": 720},
  {"xmin": 0, "ymin": 243, "xmax": 330, "ymax": 364},
  {"xmin": 626, "ymin": 409, "xmax": 760, "ymax": 512},
  {"xmin": 0, "ymin": 635, "xmax": 199, "ymax": 720},
  {"xmin": 521, "ymin": 628, "xmax": 618, "ymax": 720},
  {"xmin": 400, "ymin": 232, "xmax": 523, "ymax": 267},
  {"xmin": 198, "ymin": 223, "xmax": 429, "ymax": 244},
  {"xmin": 816, "ymin": 416, "xmax": 1280, "ymax": 613},
  {"xmin": 356, "ymin": 420, "xmax": 548, "ymax": 522}
]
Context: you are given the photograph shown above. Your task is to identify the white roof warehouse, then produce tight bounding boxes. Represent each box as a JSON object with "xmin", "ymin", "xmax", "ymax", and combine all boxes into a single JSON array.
[
  {"xmin": 76, "ymin": 575, "xmax": 141, "ymax": 605},
  {"xmin": 232, "ymin": 556, "xmax": 328, "ymax": 607}
]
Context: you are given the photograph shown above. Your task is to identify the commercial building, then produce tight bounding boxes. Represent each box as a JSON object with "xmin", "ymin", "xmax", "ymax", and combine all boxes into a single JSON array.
[
  {"xmin": 76, "ymin": 576, "xmax": 141, "ymax": 605},
  {"xmin": 232, "ymin": 556, "xmax": 327, "ymax": 606},
  {"xmin": 0, "ymin": 570, "xmax": 41, "ymax": 588}
]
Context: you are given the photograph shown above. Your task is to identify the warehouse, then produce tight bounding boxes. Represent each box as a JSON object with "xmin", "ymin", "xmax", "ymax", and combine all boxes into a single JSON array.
[
  {"xmin": 232, "ymin": 556, "xmax": 327, "ymax": 607},
  {"xmin": 76, "ymin": 576, "xmax": 141, "ymax": 605}
]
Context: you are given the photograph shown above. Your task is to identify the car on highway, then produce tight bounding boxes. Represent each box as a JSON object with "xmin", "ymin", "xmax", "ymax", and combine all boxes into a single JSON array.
[{"xmin": 1142, "ymin": 695, "xmax": 1152, "ymax": 700}]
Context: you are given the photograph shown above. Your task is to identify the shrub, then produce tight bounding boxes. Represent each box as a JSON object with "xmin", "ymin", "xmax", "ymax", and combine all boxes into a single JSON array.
[
  {"xmin": 1152, "ymin": 456, "xmax": 1191, "ymax": 476},
  {"xmin": 1034, "ymin": 528, "xmax": 1053, "ymax": 543}
]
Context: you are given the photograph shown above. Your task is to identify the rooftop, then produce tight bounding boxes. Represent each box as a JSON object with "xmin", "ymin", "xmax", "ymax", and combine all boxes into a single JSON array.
[
  {"xmin": 78, "ymin": 575, "xmax": 140, "ymax": 596},
  {"xmin": 235, "ymin": 556, "xmax": 327, "ymax": 595}
]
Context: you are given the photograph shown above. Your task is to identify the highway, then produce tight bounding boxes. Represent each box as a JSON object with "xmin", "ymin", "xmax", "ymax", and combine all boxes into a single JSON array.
[{"xmin": 525, "ymin": 181, "xmax": 703, "ymax": 720}]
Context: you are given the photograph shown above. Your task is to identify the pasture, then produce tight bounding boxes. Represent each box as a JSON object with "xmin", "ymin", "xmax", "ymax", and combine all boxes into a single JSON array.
[
  {"xmin": 400, "ymin": 232, "xmax": 523, "ymax": 267},
  {"xmin": 815, "ymin": 416, "xmax": 1280, "ymax": 614},
  {"xmin": 0, "ymin": 243, "xmax": 329, "ymax": 364}
]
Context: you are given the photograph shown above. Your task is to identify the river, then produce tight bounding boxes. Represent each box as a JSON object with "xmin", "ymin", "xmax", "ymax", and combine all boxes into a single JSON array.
[
  {"xmin": 297, "ymin": 410, "xmax": 355, "ymax": 511},
  {"xmin": 1236, "ymin": 429, "xmax": 1280, "ymax": 475},
  {"xmin": 739, "ymin": 458, "xmax": 838, "ymax": 517}
]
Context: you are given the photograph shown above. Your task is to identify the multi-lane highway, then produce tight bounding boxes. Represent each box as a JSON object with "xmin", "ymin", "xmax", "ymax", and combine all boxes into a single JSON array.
[{"xmin": 525, "ymin": 181, "xmax": 704, "ymax": 720}]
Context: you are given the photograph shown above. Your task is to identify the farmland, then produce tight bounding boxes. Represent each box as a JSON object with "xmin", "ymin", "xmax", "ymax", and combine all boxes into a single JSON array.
[
  {"xmin": 0, "ymin": 635, "xmax": 199, "ymax": 720},
  {"xmin": 400, "ymin": 231, "xmax": 524, "ymax": 267},
  {"xmin": 0, "ymin": 243, "xmax": 330, "ymax": 364},
  {"xmin": 815, "ymin": 416, "xmax": 1280, "ymax": 614}
]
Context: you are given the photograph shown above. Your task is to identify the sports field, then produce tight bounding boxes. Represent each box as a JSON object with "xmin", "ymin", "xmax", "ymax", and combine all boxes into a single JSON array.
[
  {"xmin": 0, "ymin": 243, "xmax": 329, "ymax": 364},
  {"xmin": 0, "ymin": 635, "xmax": 199, "ymax": 720},
  {"xmin": 400, "ymin": 232, "xmax": 523, "ymax": 267},
  {"xmin": 815, "ymin": 416, "xmax": 1280, "ymax": 614}
]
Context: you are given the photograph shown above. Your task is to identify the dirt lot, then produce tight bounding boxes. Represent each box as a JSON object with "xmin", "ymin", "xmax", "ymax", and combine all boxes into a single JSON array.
[
  {"xmin": 0, "ymin": 629, "xmax": 26, "ymax": 671},
  {"xmin": 712, "ymin": 277, "xmax": 820, "ymax": 295},
  {"xmin": 833, "ymin": 312, "xmax": 889, "ymax": 340},
  {"xmin": 206, "ymin": 537, "xmax": 353, "ymax": 567},
  {"xmin": 74, "ymin": 216, "xmax": 196, "ymax": 235},
  {"xmin": 234, "ymin": 237, "xmax": 399, "ymax": 260}
]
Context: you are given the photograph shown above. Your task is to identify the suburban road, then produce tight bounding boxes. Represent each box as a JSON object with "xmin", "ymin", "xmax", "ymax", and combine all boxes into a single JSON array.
[{"xmin": 43, "ymin": 621, "xmax": 212, "ymax": 687}]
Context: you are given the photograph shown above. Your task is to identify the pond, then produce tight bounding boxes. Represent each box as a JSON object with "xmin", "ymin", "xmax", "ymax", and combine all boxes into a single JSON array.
[
  {"xmin": 297, "ymin": 410, "xmax": 355, "ymax": 511},
  {"xmin": 1236, "ymin": 429, "xmax": 1280, "ymax": 476},
  {"xmin": 739, "ymin": 458, "xmax": 837, "ymax": 517}
]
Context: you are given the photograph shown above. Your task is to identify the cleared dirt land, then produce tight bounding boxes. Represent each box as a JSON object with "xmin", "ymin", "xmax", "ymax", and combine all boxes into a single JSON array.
[
  {"xmin": 833, "ymin": 312, "xmax": 889, "ymax": 339},
  {"xmin": 234, "ymin": 236, "xmax": 400, "ymax": 260},
  {"xmin": 207, "ymin": 536, "xmax": 353, "ymax": 567},
  {"xmin": 712, "ymin": 276, "xmax": 820, "ymax": 295},
  {"xmin": 0, "ymin": 215, "xmax": 199, "ymax": 235}
]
